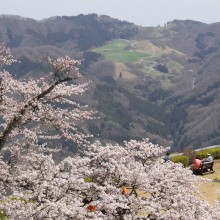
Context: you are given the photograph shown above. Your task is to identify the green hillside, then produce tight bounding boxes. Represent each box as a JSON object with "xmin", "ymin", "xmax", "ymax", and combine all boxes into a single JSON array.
[
  {"xmin": 93, "ymin": 38, "xmax": 184, "ymax": 89},
  {"xmin": 94, "ymin": 39, "xmax": 154, "ymax": 63}
]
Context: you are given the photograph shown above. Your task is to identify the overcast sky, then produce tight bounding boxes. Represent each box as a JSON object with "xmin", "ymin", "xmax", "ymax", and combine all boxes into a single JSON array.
[{"xmin": 0, "ymin": 0, "xmax": 220, "ymax": 27}]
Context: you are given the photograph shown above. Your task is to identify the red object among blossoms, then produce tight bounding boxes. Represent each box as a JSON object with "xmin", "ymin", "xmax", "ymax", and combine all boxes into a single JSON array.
[
  {"xmin": 122, "ymin": 186, "xmax": 129, "ymax": 194},
  {"xmin": 87, "ymin": 205, "xmax": 97, "ymax": 212}
]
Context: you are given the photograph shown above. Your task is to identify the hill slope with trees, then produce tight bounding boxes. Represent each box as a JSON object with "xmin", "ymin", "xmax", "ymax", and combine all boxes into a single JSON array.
[{"xmin": 1, "ymin": 14, "xmax": 220, "ymax": 151}]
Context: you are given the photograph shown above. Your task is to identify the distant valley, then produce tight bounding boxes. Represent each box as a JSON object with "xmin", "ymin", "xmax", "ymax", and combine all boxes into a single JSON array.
[{"xmin": 1, "ymin": 14, "xmax": 220, "ymax": 151}]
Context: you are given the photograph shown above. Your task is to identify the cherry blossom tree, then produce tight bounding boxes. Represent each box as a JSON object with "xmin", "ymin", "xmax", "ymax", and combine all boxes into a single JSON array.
[
  {"xmin": 0, "ymin": 44, "xmax": 220, "ymax": 220},
  {"xmin": 0, "ymin": 44, "xmax": 94, "ymax": 152},
  {"xmin": 1, "ymin": 139, "xmax": 220, "ymax": 220}
]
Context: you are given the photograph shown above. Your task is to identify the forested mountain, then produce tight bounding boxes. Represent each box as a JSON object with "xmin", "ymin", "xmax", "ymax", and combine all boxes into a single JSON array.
[{"xmin": 1, "ymin": 14, "xmax": 220, "ymax": 151}]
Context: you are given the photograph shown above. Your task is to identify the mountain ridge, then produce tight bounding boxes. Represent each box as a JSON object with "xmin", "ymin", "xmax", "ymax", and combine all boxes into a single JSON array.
[{"xmin": 1, "ymin": 14, "xmax": 220, "ymax": 151}]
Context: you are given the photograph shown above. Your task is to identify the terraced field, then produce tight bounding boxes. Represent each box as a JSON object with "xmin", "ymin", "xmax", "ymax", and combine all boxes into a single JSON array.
[
  {"xmin": 93, "ymin": 39, "xmax": 184, "ymax": 87},
  {"xmin": 94, "ymin": 39, "xmax": 154, "ymax": 63}
]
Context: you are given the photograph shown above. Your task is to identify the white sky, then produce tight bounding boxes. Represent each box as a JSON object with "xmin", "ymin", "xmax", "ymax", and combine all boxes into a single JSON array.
[{"xmin": 0, "ymin": 0, "xmax": 220, "ymax": 27}]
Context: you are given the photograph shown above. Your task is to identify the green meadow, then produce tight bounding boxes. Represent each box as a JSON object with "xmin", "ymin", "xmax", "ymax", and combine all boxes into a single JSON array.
[
  {"xmin": 94, "ymin": 39, "xmax": 154, "ymax": 63},
  {"xmin": 94, "ymin": 39, "xmax": 183, "ymax": 88}
]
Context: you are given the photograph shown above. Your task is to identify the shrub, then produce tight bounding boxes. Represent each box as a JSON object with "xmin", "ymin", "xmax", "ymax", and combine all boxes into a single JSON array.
[
  {"xmin": 154, "ymin": 63, "xmax": 169, "ymax": 73},
  {"xmin": 183, "ymin": 146, "xmax": 197, "ymax": 165},
  {"xmin": 196, "ymin": 147, "xmax": 220, "ymax": 160},
  {"xmin": 171, "ymin": 155, "xmax": 189, "ymax": 167},
  {"xmin": 183, "ymin": 147, "xmax": 197, "ymax": 164},
  {"xmin": 0, "ymin": 212, "xmax": 9, "ymax": 220}
]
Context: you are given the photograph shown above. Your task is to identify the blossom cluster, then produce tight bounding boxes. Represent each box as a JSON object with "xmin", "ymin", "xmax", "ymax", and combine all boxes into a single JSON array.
[
  {"xmin": 0, "ymin": 45, "xmax": 94, "ymax": 152},
  {"xmin": 46, "ymin": 56, "xmax": 81, "ymax": 80},
  {"xmin": 0, "ymin": 44, "xmax": 16, "ymax": 66},
  {"xmin": 0, "ymin": 139, "xmax": 220, "ymax": 220}
]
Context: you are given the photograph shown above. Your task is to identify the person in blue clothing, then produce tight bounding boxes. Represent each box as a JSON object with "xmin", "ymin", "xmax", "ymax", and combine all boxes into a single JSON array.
[{"xmin": 164, "ymin": 152, "xmax": 171, "ymax": 162}]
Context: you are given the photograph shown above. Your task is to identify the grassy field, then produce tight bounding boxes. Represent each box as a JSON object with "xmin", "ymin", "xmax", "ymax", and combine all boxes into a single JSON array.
[
  {"xmin": 93, "ymin": 39, "xmax": 184, "ymax": 87},
  {"xmin": 94, "ymin": 39, "xmax": 154, "ymax": 63},
  {"xmin": 199, "ymin": 159, "xmax": 220, "ymax": 205}
]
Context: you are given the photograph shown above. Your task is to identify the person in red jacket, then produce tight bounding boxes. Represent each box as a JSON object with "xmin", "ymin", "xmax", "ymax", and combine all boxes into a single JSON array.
[{"xmin": 194, "ymin": 158, "xmax": 202, "ymax": 169}]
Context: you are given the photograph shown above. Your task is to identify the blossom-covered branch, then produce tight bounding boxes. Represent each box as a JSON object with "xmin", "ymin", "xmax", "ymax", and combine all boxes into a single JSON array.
[{"xmin": 0, "ymin": 45, "xmax": 94, "ymax": 151}]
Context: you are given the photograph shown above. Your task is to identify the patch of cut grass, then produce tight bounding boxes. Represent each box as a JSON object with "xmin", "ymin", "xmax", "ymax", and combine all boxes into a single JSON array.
[
  {"xmin": 131, "ymin": 40, "xmax": 163, "ymax": 55},
  {"xmin": 98, "ymin": 49, "xmax": 153, "ymax": 63},
  {"xmin": 94, "ymin": 39, "xmax": 129, "ymax": 52},
  {"xmin": 199, "ymin": 160, "xmax": 220, "ymax": 205},
  {"xmin": 94, "ymin": 39, "xmax": 153, "ymax": 63}
]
